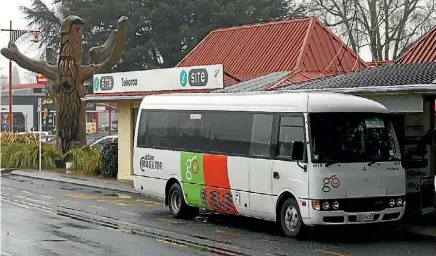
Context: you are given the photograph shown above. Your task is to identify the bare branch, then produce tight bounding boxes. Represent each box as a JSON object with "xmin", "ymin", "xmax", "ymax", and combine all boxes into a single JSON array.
[
  {"xmin": 88, "ymin": 30, "xmax": 117, "ymax": 65},
  {"xmin": 1, "ymin": 42, "xmax": 57, "ymax": 80},
  {"xmin": 78, "ymin": 16, "xmax": 129, "ymax": 83}
]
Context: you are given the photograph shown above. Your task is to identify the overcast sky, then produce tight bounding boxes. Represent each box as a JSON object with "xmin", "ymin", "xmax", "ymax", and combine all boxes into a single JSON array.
[
  {"xmin": 0, "ymin": 0, "xmax": 373, "ymax": 84},
  {"xmin": 0, "ymin": 0, "xmax": 50, "ymax": 83}
]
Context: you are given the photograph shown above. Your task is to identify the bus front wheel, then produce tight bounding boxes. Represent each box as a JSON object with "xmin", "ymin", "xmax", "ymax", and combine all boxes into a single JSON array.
[
  {"xmin": 168, "ymin": 183, "xmax": 199, "ymax": 220},
  {"xmin": 279, "ymin": 197, "xmax": 304, "ymax": 238}
]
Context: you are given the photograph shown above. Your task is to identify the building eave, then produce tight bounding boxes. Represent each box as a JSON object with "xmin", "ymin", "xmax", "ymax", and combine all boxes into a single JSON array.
[
  {"xmin": 286, "ymin": 84, "xmax": 436, "ymax": 95},
  {"xmin": 81, "ymin": 96, "xmax": 144, "ymax": 102}
]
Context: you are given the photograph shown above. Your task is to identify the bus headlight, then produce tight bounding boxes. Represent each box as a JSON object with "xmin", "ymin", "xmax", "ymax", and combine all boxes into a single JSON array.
[
  {"xmin": 396, "ymin": 198, "xmax": 403, "ymax": 206},
  {"xmin": 332, "ymin": 201, "xmax": 340, "ymax": 210},
  {"xmin": 312, "ymin": 200, "xmax": 321, "ymax": 211},
  {"xmin": 322, "ymin": 201, "xmax": 330, "ymax": 210},
  {"xmin": 389, "ymin": 198, "xmax": 395, "ymax": 207}
]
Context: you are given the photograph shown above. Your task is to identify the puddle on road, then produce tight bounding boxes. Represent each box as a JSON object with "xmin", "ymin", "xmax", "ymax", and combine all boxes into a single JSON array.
[
  {"xmin": 62, "ymin": 222, "xmax": 94, "ymax": 230},
  {"xmin": 65, "ymin": 193, "xmax": 164, "ymax": 207}
]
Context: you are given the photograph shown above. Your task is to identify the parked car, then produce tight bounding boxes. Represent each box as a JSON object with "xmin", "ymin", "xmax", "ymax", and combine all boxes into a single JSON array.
[{"xmin": 89, "ymin": 135, "xmax": 118, "ymax": 148}]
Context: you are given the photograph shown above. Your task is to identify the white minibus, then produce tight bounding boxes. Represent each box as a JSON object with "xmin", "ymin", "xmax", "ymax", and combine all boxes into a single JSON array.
[{"xmin": 133, "ymin": 92, "xmax": 406, "ymax": 237}]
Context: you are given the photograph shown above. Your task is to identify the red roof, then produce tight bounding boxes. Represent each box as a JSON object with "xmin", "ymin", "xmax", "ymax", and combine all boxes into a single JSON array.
[
  {"xmin": 178, "ymin": 17, "xmax": 367, "ymax": 88},
  {"xmin": 367, "ymin": 60, "xmax": 392, "ymax": 67},
  {"xmin": 397, "ymin": 27, "xmax": 436, "ymax": 63}
]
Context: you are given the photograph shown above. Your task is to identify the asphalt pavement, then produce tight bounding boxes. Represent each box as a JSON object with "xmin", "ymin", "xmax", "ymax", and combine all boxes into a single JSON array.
[
  {"xmin": 1, "ymin": 173, "xmax": 436, "ymax": 256},
  {"xmin": 1, "ymin": 198, "xmax": 212, "ymax": 256}
]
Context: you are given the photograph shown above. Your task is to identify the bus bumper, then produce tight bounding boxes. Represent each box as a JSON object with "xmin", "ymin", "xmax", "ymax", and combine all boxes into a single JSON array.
[{"xmin": 304, "ymin": 206, "xmax": 405, "ymax": 225}]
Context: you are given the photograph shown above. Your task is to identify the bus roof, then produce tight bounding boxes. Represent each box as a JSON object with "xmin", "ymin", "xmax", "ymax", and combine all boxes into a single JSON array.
[{"xmin": 139, "ymin": 91, "xmax": 389, "ymax": 113}]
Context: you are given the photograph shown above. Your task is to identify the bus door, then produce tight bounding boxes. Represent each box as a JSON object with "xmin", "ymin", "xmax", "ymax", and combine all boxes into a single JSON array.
[{"xmin": 272, "ymin": 115, "xmax": 309, "ymax": 199}]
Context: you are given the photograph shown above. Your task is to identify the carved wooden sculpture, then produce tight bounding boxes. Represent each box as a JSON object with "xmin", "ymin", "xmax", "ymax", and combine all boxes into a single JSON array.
[{"xmin": 1, "ymin": 15, "xmax": 128, "ymax": 153}]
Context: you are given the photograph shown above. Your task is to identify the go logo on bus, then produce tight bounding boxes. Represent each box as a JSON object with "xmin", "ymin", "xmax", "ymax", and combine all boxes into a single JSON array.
[
  {"xmin": 185, "ymin": 155, "xmax": 200, "ymax": 181},
  {"xmin": 322, "ymin": 175, "xmax": 341, "ymax": 193}
]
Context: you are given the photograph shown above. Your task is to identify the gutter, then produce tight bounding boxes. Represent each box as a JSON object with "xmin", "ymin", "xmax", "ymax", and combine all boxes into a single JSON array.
[
  {"xmin": 286, "ymin": 84, "xmax": 436, "ymax": 95},
  {"xmin": 81, "ymin": 96, "xmax": 144, "ymax": 102}
]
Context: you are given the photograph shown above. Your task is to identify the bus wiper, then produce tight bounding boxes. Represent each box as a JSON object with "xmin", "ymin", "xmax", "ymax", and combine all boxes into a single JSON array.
[
  {"xmin": 368, "ymin": 157, "xmax": 401, "ymax": 166},
  {"xmin": 325, "ymin": 161, "xmax": 341, "ymax": 167}
]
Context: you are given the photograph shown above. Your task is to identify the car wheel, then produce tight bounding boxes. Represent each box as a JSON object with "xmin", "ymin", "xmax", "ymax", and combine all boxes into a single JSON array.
[
  {"xmin": 279, "ymin": 197, "xmax": 304, "ymax": 238},
  {"xmin": 168, "ymin": 183, "xmax": 198, "ymax": 220}
]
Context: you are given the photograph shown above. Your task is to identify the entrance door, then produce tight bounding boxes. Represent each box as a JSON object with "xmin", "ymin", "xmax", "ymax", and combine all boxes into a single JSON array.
[{"xmin": 272, "ymin": 114, "xmax": 308, "ymax": 199}]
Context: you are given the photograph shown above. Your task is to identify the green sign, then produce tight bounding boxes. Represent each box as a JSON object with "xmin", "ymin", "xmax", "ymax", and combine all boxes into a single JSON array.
[
  {"xmin": 365, "ymin": 117, "xmax": 385, "ymax": 128},
  {"xmin": 93, "ymin": 76, "xmax": 100, "ymax": 92},
  {"xmin": 180, "ymin": 70, "xmax": 187, "ymax": 87}
]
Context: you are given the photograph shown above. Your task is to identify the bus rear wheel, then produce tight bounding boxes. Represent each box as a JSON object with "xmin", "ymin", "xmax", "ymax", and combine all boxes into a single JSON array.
[
  {"xmin": 168, "ymin": 183, "xmax": 198, "ymax": 220},
  {"xmin": 279, "ymin": 197, "xmax": 304, "ymax": 238}
]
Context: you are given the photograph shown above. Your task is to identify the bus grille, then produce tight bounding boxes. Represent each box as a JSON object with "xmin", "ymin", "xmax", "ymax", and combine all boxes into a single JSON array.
[{"xmin": 340, "ymin": 197, "xmax": 388, "ymax": 212}]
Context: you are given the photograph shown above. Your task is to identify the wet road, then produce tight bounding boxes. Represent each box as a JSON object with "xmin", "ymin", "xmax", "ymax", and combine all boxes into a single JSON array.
[
  {"xmin": 1, "ymin": 174, "xmax": 436, "ymax": 256},
  {"xmin": 1, "ymin": 200, "xmax": 213, "ymax": 256}
]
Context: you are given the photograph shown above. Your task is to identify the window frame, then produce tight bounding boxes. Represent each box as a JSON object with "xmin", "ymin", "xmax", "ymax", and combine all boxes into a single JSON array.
[
  {"xmin": 135, "ymin": 109, "xmax": 307, "ymax": 160},
  {"xmin": 273, "ymin": 113, "xmax": 307, "ymax": 162},
  {"xmin": 307, "ymin": 112, "xmax": 399, "ymax": 164},
  {"xmin": 250, "ymin": 113, "xmax": 275, "ymax": 158}
]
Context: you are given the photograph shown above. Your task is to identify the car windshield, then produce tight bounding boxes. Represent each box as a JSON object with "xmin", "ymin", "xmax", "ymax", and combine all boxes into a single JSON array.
[{"xmin": 310, "ymin": 113, "xmax": 401, "ymax": 163}]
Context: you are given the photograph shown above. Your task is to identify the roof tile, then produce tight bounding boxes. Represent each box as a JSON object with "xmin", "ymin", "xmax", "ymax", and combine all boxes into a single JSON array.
[
  {"xmin": 177, "ymin": 17, "xmax": 367, "ymax": 89},
  {"xmin": 397, "ymin": 27, "xmax": 436, "ymax": 64},
  {"xmin": 280, "ymin": 63, "xmax": 436, "ymax": 91}
]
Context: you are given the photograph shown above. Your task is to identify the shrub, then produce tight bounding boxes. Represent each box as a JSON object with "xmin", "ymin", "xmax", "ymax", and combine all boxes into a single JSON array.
[
  {"xmin": 0, "ymin": 132, "xmax": 39, "ymax": 144},
  {"xmin": 100, "ymin": 142, "xmax": 118, "ymax": 178},
  {"xmin": 63, "ymin": 145, "xmax": 101, "ymax": 176},
  {"xmin": 0, "ymin": 143, "xmax": 61, "ymax": 169}
]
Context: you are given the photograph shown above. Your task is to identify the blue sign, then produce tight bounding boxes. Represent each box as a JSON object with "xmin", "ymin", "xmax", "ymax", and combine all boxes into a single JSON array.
[
  {"xmin": 3, "ymin": 123, "xmax": 8, "ymax": 130},
  {"xmin": 93, "ymin": 76, "xmax": 100, "ymax": 92},
  {"xmin": 180, "ymin": 70, "xmax": 187, "ymax": 87}
]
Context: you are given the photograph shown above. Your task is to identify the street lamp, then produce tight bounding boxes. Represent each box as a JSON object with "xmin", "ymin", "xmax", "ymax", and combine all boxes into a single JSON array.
[{"xmin": 1, "ymin": 21, "xmax": 40, "ymax": 132}]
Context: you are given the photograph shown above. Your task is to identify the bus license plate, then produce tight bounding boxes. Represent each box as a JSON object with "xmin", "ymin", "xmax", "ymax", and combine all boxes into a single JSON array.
[{"xmin": 356, "ymin": 213, "xmax": 374, "ymax": 222}]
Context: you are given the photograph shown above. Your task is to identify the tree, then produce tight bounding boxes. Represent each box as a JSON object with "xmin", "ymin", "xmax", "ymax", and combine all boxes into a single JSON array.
[
  {"xmin": 309, "ymin": 0, "xmax": 436, "ymax": 61},
  {"xmin": 1, "ymin": 15, "xmax": 128, "ymax": 153},
  {"xmin": 12, "ymin": 66, "xmax": 21, "ymax": 85},
  {"xmin": 20, "ymin": 0, "xmax": 307, "ymax": 71}
]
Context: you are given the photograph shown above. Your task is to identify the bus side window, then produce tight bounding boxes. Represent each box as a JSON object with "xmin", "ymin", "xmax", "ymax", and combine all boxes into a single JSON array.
[
  {"xmin": 136, "ymin": 110, "xmax": 148, "ymax": 147},
  {"xmin": 250, "ymin": 114, "xmax": 273, "ymax": 157},
  {"xmin": 277, "ymin": 116, "xmax": 305, "ymax": 160}
]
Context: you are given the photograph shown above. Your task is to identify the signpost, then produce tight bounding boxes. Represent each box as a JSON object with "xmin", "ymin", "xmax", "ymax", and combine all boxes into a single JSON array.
[
  {"xmin": 38, "ymin": 98, "xmax": 42, "ymax": 171},
  {"xmin": 1, "ymin": 22, "xmax": 40, "ymax": 132}
]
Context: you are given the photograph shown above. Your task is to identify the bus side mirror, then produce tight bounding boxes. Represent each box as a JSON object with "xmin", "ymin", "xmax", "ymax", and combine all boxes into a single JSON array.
[{"xmin": 291, "ymin": 141, "xmax": 304, "ymax": 161}]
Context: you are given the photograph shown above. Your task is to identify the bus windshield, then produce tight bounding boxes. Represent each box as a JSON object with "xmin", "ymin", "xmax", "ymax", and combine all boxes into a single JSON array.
[{"xmin": 310, "ymin": 113, "xmax": 401, "ymax": 164}]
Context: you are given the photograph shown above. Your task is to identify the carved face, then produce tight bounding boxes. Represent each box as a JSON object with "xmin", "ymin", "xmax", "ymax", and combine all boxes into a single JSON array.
[{"xmin": 57, "ymin": 16, "xmax": 84, "ymax": 93}]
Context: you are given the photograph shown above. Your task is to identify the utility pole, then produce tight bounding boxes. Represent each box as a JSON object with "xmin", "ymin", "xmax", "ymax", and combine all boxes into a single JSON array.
[{"xmin": 1, "ymin": 21, "xmax": 40, "ymax": 132}]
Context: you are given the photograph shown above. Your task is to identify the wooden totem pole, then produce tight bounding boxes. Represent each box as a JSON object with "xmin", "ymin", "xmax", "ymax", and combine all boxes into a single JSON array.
[{"xmin": 1, "ymin": 16, "xmax": 128, "ymax": 154}]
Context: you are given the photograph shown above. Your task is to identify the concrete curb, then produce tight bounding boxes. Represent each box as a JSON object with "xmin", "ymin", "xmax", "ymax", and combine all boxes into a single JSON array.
[
  {"xmin": 0, "ymin": 168, "xmax": 16, "ymax": 174},
  {"xmin": 389, "ymin": 223, "xmax": 436, "ymax": 239},
  {"xmin": 10, "ymin": 170, "xmax": 139, "ymax": 194}
]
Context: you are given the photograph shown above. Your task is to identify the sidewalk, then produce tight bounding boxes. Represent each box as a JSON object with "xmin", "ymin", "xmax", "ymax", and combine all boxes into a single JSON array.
[
  {"xmin": 389, "ymin": 213, "xmax": 436, "ymax": 239},
  {"xmin": 7, "ymin": 169, "xmax": 138, "ymax": 194}
]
